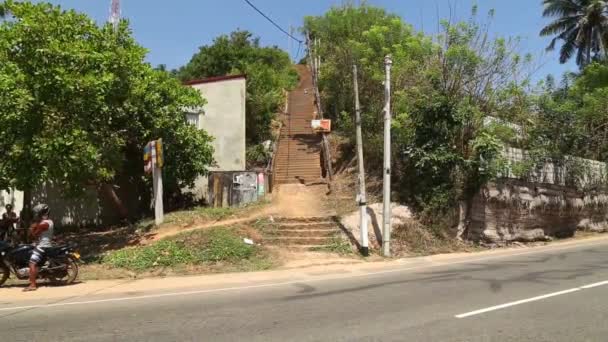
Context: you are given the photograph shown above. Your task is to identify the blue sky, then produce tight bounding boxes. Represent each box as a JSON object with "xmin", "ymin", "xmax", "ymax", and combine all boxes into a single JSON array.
[{"xmin": 35, "ymin": 0, "xmax": 576, "ymax": 80}]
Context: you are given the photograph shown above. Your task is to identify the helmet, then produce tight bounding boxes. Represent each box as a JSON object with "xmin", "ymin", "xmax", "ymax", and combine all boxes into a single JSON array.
[
  {"xmin": 32, "ymin": 203, "xmax": 50, "ymax": 219},
  {"xmin": 5, "ymin": 204, "xmax": 12, "ymax": 211}
]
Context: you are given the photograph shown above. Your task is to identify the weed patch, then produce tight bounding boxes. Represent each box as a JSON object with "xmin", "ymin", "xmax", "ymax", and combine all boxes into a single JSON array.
[
  {"xmin": 103, "ymin": 227, "xmax": 273, "ymax": 272},
  {"xmin": 310, "ymin": 237, "xmax": 353, "ymax": 255}
]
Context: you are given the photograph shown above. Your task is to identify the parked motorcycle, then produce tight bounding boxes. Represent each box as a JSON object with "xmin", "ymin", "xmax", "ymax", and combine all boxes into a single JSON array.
[{"xmin": 0, "ymin": 241, "xmax": 80, "ymax": 286}]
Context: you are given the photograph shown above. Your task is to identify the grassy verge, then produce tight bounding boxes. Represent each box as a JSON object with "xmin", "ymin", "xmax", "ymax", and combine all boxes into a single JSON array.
[
  {"xmin": 98, "ymin": 226, "xmax": 276, "ymax": 276},
  {"xmin": 134, "ymin": 200, "xmax": 270, "ymax": 233}
]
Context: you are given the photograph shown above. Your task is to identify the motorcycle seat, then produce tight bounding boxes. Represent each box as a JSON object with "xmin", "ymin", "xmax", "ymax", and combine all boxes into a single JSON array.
[{"xmin": 44, "ymin": 245, "xmax": 70, "ymax": 257}]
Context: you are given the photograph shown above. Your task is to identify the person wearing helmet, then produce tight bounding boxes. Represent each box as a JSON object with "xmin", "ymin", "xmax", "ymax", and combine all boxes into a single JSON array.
[
  {"xmin": 23, "ymin": 204, "xmax": 54, "ymax": 292},
  {"xmin": 0, "ymin": 204, "xmax": 18, "ymax": 241}
]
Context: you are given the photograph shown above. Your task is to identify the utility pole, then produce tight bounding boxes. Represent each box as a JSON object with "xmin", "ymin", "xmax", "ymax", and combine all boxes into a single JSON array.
[
  {"xmin": 382, "ymin": 55, "xmax": 393, "ymax": 257},
  {"xmin": 353, "ymin": 65, "xmax": 369, "ymax": 256},
  {"xmin": 109, "ymin": 0, "xmax": 120, "ymax": 31},
  {"xmin": 288, "ymin": 24, "xmax": 292, "ymax": 60}
]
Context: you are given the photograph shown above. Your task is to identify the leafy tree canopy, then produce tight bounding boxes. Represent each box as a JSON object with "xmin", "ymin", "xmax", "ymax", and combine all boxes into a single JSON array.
[
  {"xmin": 176, "ymin": 30, "xmax": 298, "ymax": 146},
  {"xmin": 540, "ymin": 0, "xmax": 608, "ymax": 66},
  {"xmin": 0, "ymin": 0, "xmax": 214, "ymax": 214}
]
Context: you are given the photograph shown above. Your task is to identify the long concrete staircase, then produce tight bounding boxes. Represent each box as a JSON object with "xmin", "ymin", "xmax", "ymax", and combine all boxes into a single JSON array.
[
  {"xmin": 264, "ymin": 66, "xmax": 348, "ymax": 250},
  {"xmin": 273, "ymin": 65, "xmax": 322, "ymax": 185}
]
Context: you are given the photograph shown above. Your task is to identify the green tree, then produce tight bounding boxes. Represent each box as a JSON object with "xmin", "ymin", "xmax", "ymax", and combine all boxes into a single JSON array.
[
  {"xmin": 540, "ymin": 0, "xmax": 608, "ymax": 66},
  {"xmin": 0, "ymin": 1, "xmax": 214, "ymax": 217},
  {"xmin": 536, "ymin": 61, "xmax": 608, "ymax": 161},
  {"xmin": 177, "ymin": 30, "xmax": 298, "ymax": 148},
  {"xmin": 395, "ymin": 10, "xmax": 532, "ymax": 239},
  {"xmin": 306, "ymin": 3, "xmax": 532, "ymax": 239},
  {"xmin": 303, "ymin": 2, "xmax": 433, "ymax": 167}
]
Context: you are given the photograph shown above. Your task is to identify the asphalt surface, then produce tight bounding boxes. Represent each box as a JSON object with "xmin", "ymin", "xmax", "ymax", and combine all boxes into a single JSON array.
[{"xmin": 3, "ymin": 240, "xmax": 608, "ymax": 341}]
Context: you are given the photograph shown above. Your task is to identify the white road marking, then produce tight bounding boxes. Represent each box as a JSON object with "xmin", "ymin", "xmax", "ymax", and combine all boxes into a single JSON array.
[
  {"xmin": 456, "ymin": 279, "xmax": 608, "ymax": 319},
  {"xmin": 2, "ymin": 238, "xmax": 608, "ymax": 313},
  {"xmin": 580, "ymin": 280, "xmax": 608, "ymax": 289},
  {"xmin": 455, "ymin": 288, "xmax": 581, "ymax": 318}
]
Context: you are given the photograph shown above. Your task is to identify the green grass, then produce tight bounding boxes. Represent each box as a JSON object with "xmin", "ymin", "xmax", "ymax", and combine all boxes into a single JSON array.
[
  {"xmin": 103, "ymin": 227, "xmax": 274, "ymax": 272},
  {"xmin": 310, "ymin": 237, "xmax": 354, "ymax": 255},
  {"xmin": 164, "ymin": 200, "xmax": 269, "ymax": 226}
]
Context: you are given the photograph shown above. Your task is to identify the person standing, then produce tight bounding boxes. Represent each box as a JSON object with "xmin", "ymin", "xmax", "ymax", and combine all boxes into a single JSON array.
[
  {"xmin": 0, "ymin": 204, "xmax": 18, "ymax": 241},
  {"xmin": 23, "ymin": 204, "xmax": 53, "ymax": 292}
]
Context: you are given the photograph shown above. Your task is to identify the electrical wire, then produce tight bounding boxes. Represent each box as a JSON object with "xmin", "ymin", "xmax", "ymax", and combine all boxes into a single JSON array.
[{"xmin": 242, "ymin": 0, "xmax": 303, "ymax": 43}]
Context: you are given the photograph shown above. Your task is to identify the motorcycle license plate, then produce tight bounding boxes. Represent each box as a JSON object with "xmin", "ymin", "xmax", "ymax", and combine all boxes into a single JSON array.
[{"xmin": 72, "ymin": 252, "xmax": 81, "ymax": 259}]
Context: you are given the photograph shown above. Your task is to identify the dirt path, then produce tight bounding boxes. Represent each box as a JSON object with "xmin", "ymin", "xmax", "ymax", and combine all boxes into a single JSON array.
[
  {"xmin": 145, "ymin": 184, "xmax": 333, "ymax": 242},
  {"xmin": 268, "ymin": 184, "xmax": 334, "ymax": 218}
]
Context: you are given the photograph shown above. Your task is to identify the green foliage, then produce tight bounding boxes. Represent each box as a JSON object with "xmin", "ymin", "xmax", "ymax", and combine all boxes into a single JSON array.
[
  {"xmin": 176, "ymin": 30, "xmax": 298, "ymax": 145},
  {"xmin": 0, "ymin": 1, "xmax": 213, "ymax": 206},
  {"xmin": 246, "ymin": 144, "xmax": 271, "ymax": 168},
  {"xmin": 304, "ymin": 3, "xmax": 436, "ymax": 169},
  {"xmin": 540, "ymin": 0, "xmax": 608, "ymax": 66},
  {"xmin": 394, "ymin": 9, "xmax": 530, "ymax": 214},
  {"xmin": 310, "ymin": 237, "xmax": 353, "ymax": 255},
  {"xmin": 103, "ymin": 239, "xmax": 196, "ymax": 271},
  {"xmin": 304, "ymin": 3, "xmax": 433, "ymax": 152},
  {"xmin": 510, "ymin": 160, "xmax": 536, "ymax": 179},
  {"xmin": 534, "ymin": 61, "xmax": 608, "ymax": 163},
  {"xmin": 196, "ymin": 228, "xmax": 254, "ymax": 262},
  {"xmin": 103, "ymin": 227, "xmax": 262, "ymax": 271},
  {"xmin": 307, "ymin": 3, "xmax": 531, "ymax": 219}
]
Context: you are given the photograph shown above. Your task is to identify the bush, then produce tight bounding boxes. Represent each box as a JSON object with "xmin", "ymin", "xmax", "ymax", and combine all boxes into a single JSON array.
[{"xmin": 246, "ymin": 143, "xmax": 271, "ymax": 167}]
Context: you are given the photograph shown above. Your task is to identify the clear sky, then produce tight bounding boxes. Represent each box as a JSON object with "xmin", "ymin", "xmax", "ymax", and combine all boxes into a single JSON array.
[{"xmin": 34, "ymin": 0, "xmax": 576, "ymax": 80}]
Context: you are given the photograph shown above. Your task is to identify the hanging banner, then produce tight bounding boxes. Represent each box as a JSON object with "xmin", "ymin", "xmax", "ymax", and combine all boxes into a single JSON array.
[
  {"xmin": 143, "ymin": 142, "xmax": 153, "ymax": 173},
  {"xmin": 144, "ymin": 139, "xmax": 164, "ymax": 173}
]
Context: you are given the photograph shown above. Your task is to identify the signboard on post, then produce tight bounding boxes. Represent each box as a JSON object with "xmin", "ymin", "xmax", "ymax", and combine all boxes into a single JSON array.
[
  {"xmin": 144, "ymin": 139, "xmax": 164, "ymax": 225},
  {"xmin": 311, "ymin": 119, "xmax": 331, "ymax": 133}
]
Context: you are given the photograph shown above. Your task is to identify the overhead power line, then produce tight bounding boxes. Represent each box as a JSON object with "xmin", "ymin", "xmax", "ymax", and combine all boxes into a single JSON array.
[{"xmin": 243, "ymin": 0, "xmax": 303, "ymax": 43}]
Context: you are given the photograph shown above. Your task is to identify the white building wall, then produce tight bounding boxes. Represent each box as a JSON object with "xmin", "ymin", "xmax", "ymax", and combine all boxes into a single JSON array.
[{"xmin": 187, "ymin": 76, "xmax": 247, "ymax": 201}]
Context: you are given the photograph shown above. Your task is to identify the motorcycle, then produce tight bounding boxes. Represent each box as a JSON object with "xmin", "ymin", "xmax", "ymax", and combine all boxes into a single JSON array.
[{"xmin": 0, "ymin": 241, "xmax": 80, "ymax": 287}]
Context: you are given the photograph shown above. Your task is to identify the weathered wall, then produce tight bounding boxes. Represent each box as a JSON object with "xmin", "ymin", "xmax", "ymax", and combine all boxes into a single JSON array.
[
  {"xmin": 4, "ymin": 183, "xmax": 136, "ymax": 228},
  {"xmin": 187, "ymin": 76, "xmax": 247, "ymax": 201},
  {"xmin": 470, "ymin": 179, "xmax": 608, "ymax": 242},
  {"xmin": 469, "ymin": 147, "xmax": 608, "ymax": 243}
]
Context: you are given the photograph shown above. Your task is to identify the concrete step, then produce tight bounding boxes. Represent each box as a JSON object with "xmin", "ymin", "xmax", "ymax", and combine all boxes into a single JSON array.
[
  {"xmin": 267, "ymin": 229, "xmax": 340, "ymax": 238},
  {"xmin": 273, "ymin": 216, "xmax": 337, "ymax": 223},
  {"xmin": 274, "ymin": 174, "xmax": 321, "ymax": 180},
  {"xmin": 266, "ymin": 245, "xmax": 332, "ymax": 251},
  {"xmin": 263, "ymin": 236, "xmax": 336, "ymax": 246},
  {"xmin": 274, "ymin": 178, "xmax": 322, "ymax": 182},
  {"xmin": 274, "ymin": 166, "xmax": 321, "ymax": 170},
  {"xmin": 274, "ymin": 174, "xmax": 321, "ymax": 179},
  {"xmin": 273, "ymin": 161, "xmax": 321, "ymax": 165},
  {"xmin": 276, "ymin": 222, "xmax": 338, "ymax": 229}
]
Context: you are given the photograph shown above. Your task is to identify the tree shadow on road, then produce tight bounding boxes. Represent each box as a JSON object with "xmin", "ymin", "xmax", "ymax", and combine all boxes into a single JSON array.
[{"xmin": 281, "ymin": 248, "xmax": 608, "ymax": 301}]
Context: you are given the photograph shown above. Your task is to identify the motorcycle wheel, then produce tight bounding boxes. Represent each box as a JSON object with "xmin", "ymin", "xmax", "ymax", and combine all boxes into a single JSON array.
[
  {"xmin": 48, "ymin": 257, "xmax": 79, "ymax": 286},
  {"xmin": 0, "ymin": 263, "xmax": 9, "ymax": 287}
]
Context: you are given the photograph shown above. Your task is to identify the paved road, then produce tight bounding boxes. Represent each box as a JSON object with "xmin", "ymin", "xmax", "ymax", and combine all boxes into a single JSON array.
[{"xmin": 3, "ymin": 239, "xmax": 608, "ymax": 341}]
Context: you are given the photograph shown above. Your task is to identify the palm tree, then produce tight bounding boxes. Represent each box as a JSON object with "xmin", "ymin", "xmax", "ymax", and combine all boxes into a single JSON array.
[{"xmin": 540, "ymin": 0, "xmax": 608, "ymax": 66}]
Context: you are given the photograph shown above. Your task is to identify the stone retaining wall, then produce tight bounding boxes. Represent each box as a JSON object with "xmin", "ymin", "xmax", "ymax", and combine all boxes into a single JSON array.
[{"xmin": 469, "ymin": 179, "xmax": 608, "ymax": 243}]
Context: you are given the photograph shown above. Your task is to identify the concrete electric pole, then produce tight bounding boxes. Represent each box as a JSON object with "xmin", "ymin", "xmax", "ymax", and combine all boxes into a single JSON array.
[
  {"xmin": 382, "ymin": 55, "xmax": 393, "ymax": 257},
  {"xmin": 353, "ymin": 65, "xmax": 369, "ymax": 256},
  {"xmin": 109, "ymin": 0, "xmax": 120, "ymax": 31}
]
